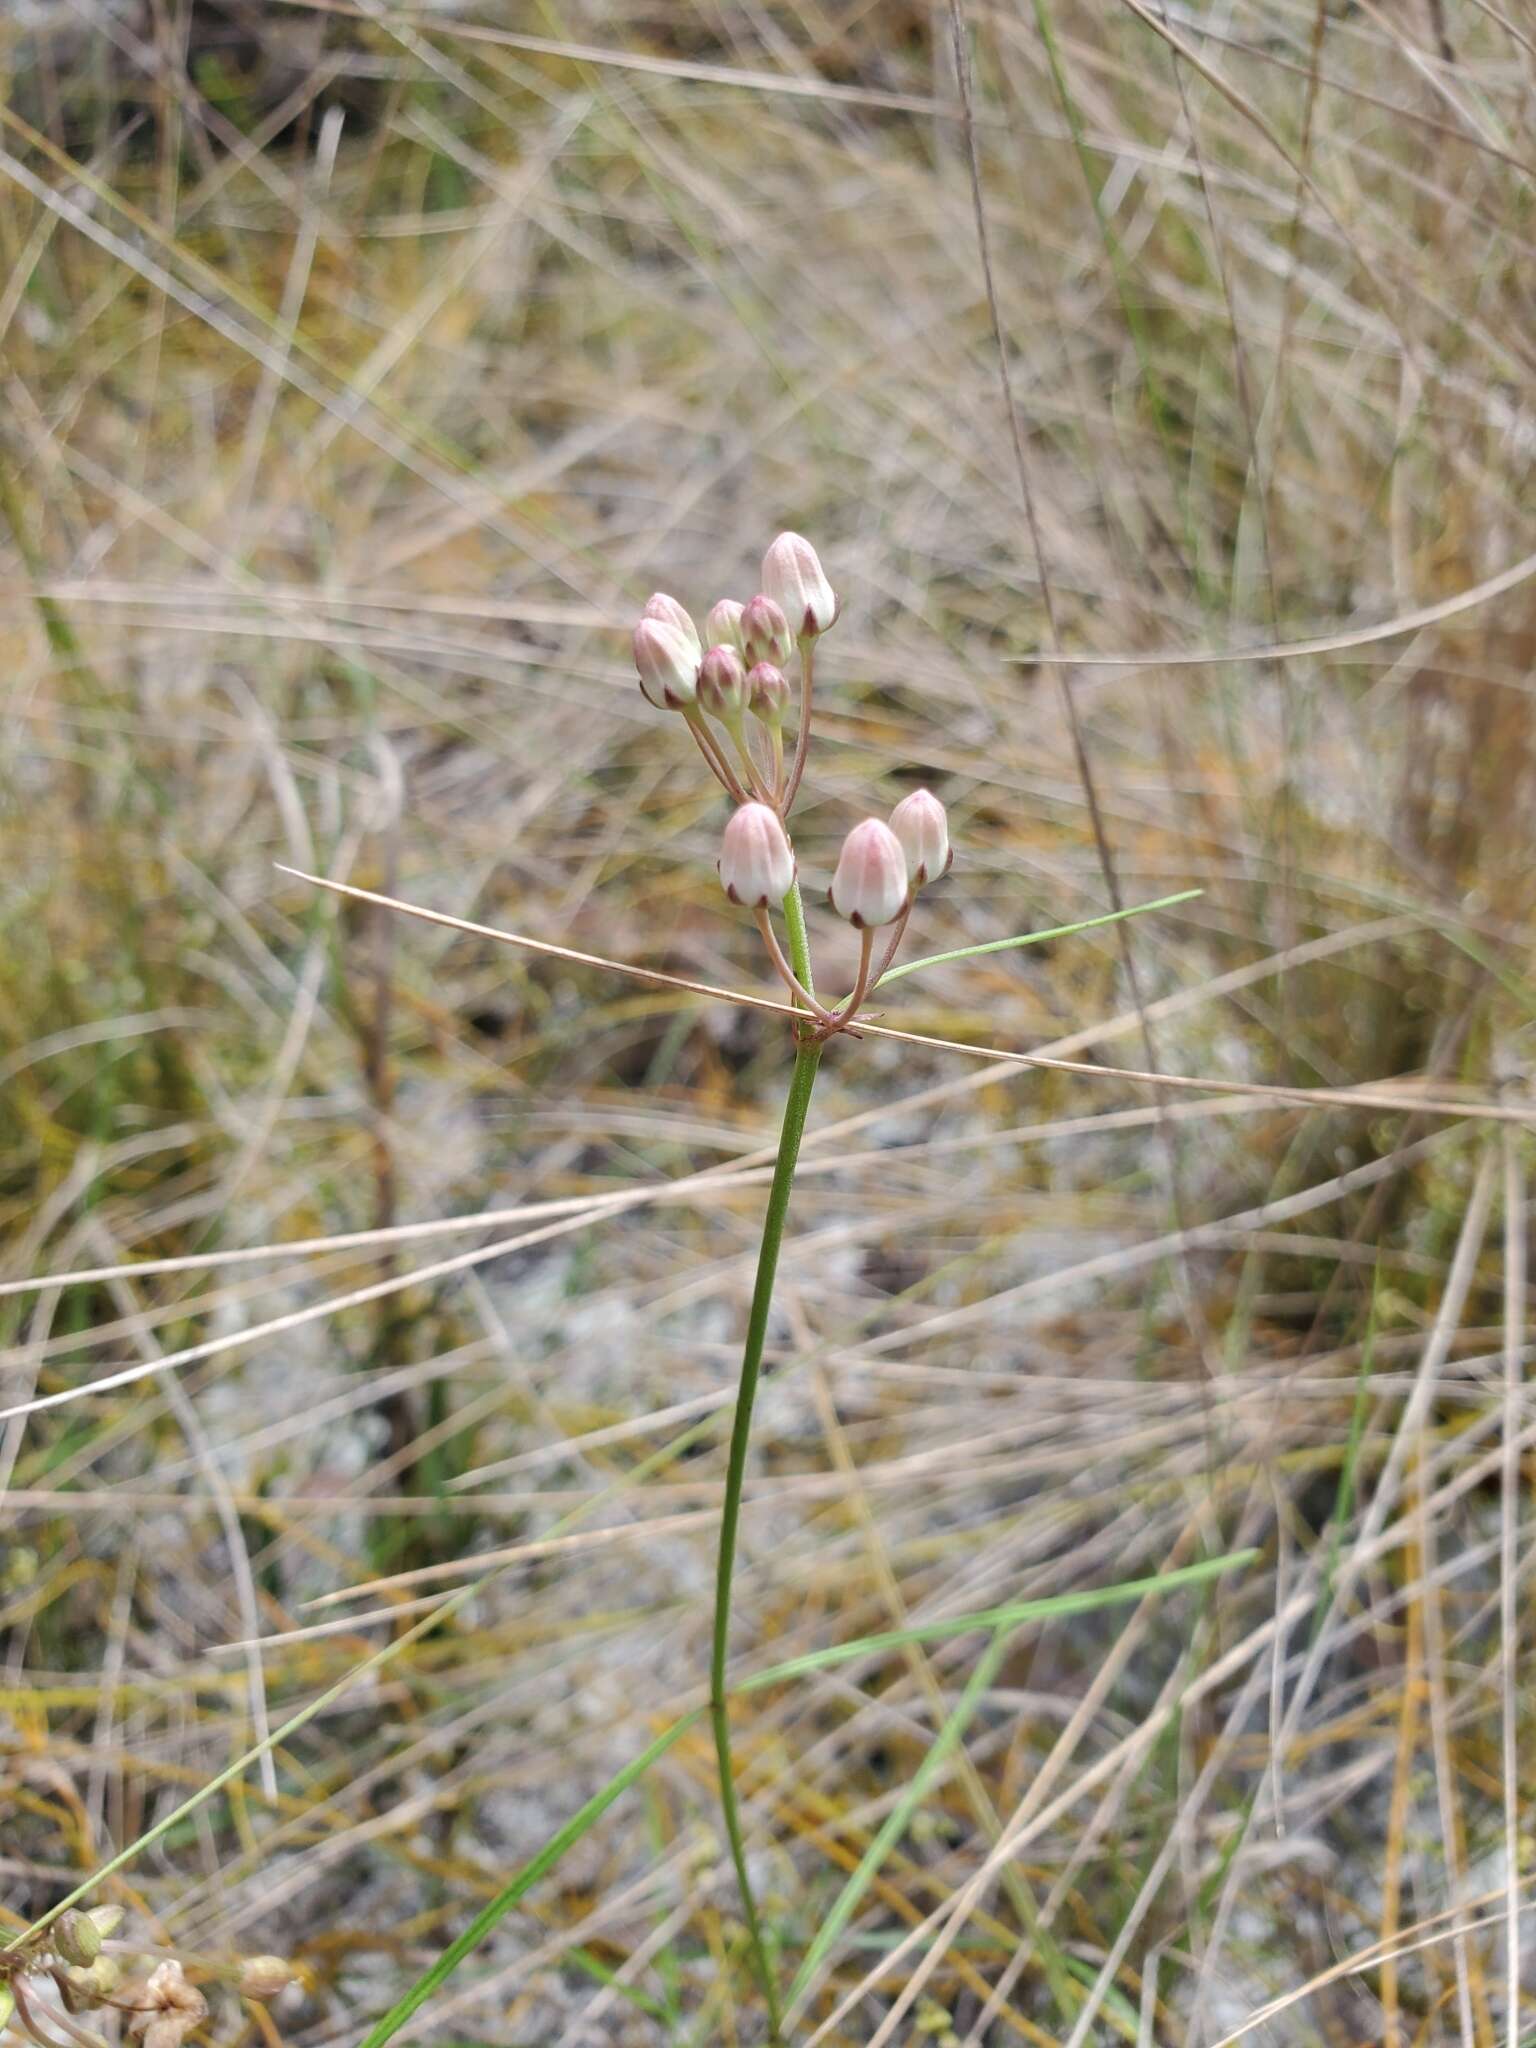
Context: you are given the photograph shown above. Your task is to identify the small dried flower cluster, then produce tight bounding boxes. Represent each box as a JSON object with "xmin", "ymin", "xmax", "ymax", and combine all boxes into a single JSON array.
[
  {"xmin": 1, "ymin": 1908, "xmax": 297, "ymax": 2048},
  {"xmin": 632, "ymin": 533, "xmax": 950, "ymax": 1038}
]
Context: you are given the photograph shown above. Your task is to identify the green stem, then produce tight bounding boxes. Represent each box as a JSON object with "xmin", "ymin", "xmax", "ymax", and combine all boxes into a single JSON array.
[{"xmin": 709, "ymin": 877, "xmax": 820, "ymax": 2041}]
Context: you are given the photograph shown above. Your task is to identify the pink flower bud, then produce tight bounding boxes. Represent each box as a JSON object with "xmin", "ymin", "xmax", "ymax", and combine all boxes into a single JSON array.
[
  {"xmin": 719, "ymin": 802, "xmax": 795, "ymax": 908},
  {"xmin": 829, "ymin": 818, "xmax": 908, "ymax": 928},
  {"xmin": 705, "ymin": 598, "xmax": 745, "ymax": 653},
  {"xmin": 889, "ymin": 788, "xmax": 951, "ymax": 886},
  {"xmin": 740, "ymin": 593, "xmax": 792, "ymax": 668},
  {"xmin": 633, "ymin": 617, "xmax": 700, "ymax": 709},
  {"xmin": 698, "ymin": 643, "xmax": 748, "ymax": 719},
  {"xmin": 747, "ymin": 662, "xmax": 792, "ymax": 727},
  {"xmin": 641, "ymin": 591, "xmax": 701, "ymax": 659},
  {"xmin": 761, "ymin": 531, "xmax": 838, "ymax": 638}
]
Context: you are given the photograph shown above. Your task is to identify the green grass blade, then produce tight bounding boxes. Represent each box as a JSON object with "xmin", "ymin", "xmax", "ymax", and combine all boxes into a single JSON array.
[
  {"xmin": 1309, "ymin": 1271, "xmax": 1379, "ymax": 1650},
  {"xmin": 352, "ymin": 1550, "xmax": 1255, "ymax": 2042},
  {"xmin": 786, "ymin": 1626, "xmax": 1012, "ymax": 2008},
  {"xmin": 354, "ymin": 1711, "xmax": 703, "ymax": 2048},
  {"xmin": 742, "ymin": 1551, "xmax": 1255, "ymax": 1688},
  {"xmin": 875, "ymin": 890, "xmax": 1201, "ymax": 988}
]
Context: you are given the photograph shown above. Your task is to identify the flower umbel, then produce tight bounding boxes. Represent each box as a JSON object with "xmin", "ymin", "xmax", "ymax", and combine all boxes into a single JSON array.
[{"xmin": 630, "ymin": 532, "xmax": 950, "ymax": 1034}]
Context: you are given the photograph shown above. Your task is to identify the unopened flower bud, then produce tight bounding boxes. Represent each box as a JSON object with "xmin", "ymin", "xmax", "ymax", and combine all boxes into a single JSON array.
[
  {"xmin": 747, "ymin": 662, "xmax": 792, "ymax": 727},
  {"xmin": 697, "ymin": 644, "xmax": 748, "ymax": 721},
  {"xmin": 238, "ymin": 1957, "xmax": 295, "ymax": 2000},
  {"xmin": 705, "ymin": 598, "xmax": 745, "ymax": 653},
  {"xmin": 633, "ymin": 617, "xmax": 699, "ymax": 709},
  {"xmin": 87, "ymin": 1908, "xmax": 125, "ymax": 1941},
  {"xmin": 830, "ymin": 818, "xmax": 908, "ymax": 928},
  {"xmin": 740, "ymin": 593, "xmax": 792, "ymax": 668},
  {"xmin": 66, "ymin": 1957, "xmax": 123, "ymax": 2001},
  {"xmin": 57, "ymin": 1911, "xmax": 102, "ymax": 1966},
  {"xmin": 718, "ymin": 802, "xmax": 795, "ymax": 908},
  {"xmin": 889, "ymin": 788, "xmax": 951, "ymax": 886},
  {"xmin": 762, "ymin": 531, "xmax": 838, "ymax": 638},
  {"xmin": 640, "ymin": 592, "xmax": 701, "ymax": 659}
]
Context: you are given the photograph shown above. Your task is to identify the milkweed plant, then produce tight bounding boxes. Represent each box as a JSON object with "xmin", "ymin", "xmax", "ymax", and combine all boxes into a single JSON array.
[
  {"xmin": 0, "ymin": 535, "xmax": 1215, "ymax": 2048},
  {"xmin": 633, "ymin": 532, "xmax": 952, "ymax": 2040}
]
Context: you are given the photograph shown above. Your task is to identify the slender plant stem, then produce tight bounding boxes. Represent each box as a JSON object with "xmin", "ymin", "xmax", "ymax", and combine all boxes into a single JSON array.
[
  {"xmin": 831, "ymin": 926, "xmax": 876, "ymax": 1028},
  {"xmin": 725, "ymin": 715, "xmax": 772, "ymax": 802},
  {"xmin": 753, "ymin": 907, "xmax": 832, "ymax": 1024},
  {"xmin": 710, "ymin": 877, "xmax": 820, "ymax": 2042},
  {"xmin": 685, "ymin": 707, "xmax": 747, "ymax": 801},
  {"xmin": 781, "ymin": 637, "xmax": 815, "ymax": 814}
]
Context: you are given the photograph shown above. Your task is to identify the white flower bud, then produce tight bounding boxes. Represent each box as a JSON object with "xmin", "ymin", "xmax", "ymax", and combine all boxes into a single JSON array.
[
  {"xmin": 889, "ymin": 788, "xmax": 951, "ymax": 886},
  {"xmin": 761, "ymin": 532, "xmax": 838, "ymax": 638},
  {"xmin": 718, "ymin": 802, "xmax": 795, "ymax": 908},
  {"xmin": 740, "ymin": 593, "xmax": 792, "ymax": 668},
  {"xmin": 633, "ymin": 617, "xmax": 699, "ymax": 709},
  {"xmin": 641, "ymin": 592, "xmax": 701, "ymax": 659},
  {"xmin": 747, "ymin": 662, "xmax": 792, "ymax": 727},
  {"xmin": 698, "ymin": 644, "xmax": 748, "ymax": 720},
  {"xmin": 705, "ymin": 598, "xmax": 745, "ymax": 653},
  {"xmin": 829, "ymin": 818, "xmax": 907, "ymax": 928}
]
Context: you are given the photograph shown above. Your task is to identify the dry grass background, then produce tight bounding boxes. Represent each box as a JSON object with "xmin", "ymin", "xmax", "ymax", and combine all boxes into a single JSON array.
[{"xmin": 2, "ymin": 1, "xmax": 1535, "ymax": 2042}]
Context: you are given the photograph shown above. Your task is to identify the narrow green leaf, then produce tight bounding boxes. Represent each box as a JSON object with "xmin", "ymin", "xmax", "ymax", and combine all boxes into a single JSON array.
[
  {"xmin": 875, "ymin": 889, "xmax": 1202, "ymax": 988},
  {"xmin": 356, "ymin": 1549, "xmax": 1255, "ymax": 2044},
  {"xmin": 787, "ymin": 1626, "xmax": 1012, "ymax": 2008},
  {"xmin": 741, "ymin": 1550, "xmax": 1256, "ymax": 1689},
  {"xmin": 355, "ymin": 1711, "xmax": 704, "ymax": 2048}
]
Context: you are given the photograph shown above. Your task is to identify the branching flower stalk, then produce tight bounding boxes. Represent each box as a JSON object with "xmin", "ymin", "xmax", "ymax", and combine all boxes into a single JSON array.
[
  {"xmin": 0, "ymin": 1909, "xmax": 295, "ymax": 2048},
  {"xmin": 632, "ymin": 533, "xmax": 952, "ymax": 2036}
]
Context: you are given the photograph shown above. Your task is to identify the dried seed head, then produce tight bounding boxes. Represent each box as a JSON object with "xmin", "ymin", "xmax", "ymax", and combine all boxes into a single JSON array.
[
  {"xmin": 127, "ymin": 1961, "xmax": 207, "ymax": 2048},
  {"xmin": 56, "ymin": 1911, "xmax": 102, "ymax": 1967},
  {"xmin": 238, "ymin": 1957, "xmax": 296, "ymax": 2001},
  {"xmin": 889, "ymin": 788, "xmax": 951, "ymax": 886},
  {"xmin": 761, "ymin": 532, "xmax": 838, "ymax": 638},
  {"xmin": 640, "ymin": 592, "xmax": 701, "ymax": 659},
  {"xmin": 697, "ymin": 643, "xmax": 749, "ymax": 721},
  {"xmin": 633, "ymin": 617, "xmax": 700, "ymax": 710},
  {"xmin": 739, "ymin": 593, "xmax": 793, "ymax": 668},
  {"xmin": 704, "ymin": 598, "xmax": 745, "ymax": 653},
  {"xmin": 718, "ymin": 802, "xmax": 795, "ymax": 908},
  {"xmin": 747, "ymin": 662, "xmax": 792, "ymax": 728},
  {"xmin": 829, "ymin": 818, "xmax": 908, "ymax": 928}
]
